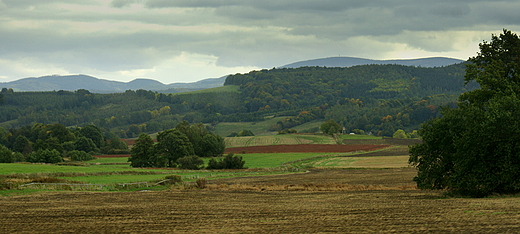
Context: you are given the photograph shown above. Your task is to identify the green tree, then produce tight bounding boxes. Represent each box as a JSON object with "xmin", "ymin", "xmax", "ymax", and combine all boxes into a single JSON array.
[
  {"xmin": 128, "ymin": 133, "xmax": 156, "ymax": 168},
  {"xmin": 392, "ymin": 129, "xmax": 407, "ymax": 139},
  {"xmin": 0, "ymin": 144, "xmax": 15, "ymax": 163},
  {"xmin": 200, "ymin": 133, "xmax": 226, "ymax": 157},
  {"xmin": 26, "ymin": 149, "xmax": 63, "ymax": 163},
  {"xmin": 155, "ymin": 129, "xmax": 194, "ymax": 167},
  {"xmin": 409, "ymin": 29, "xmax": 520, "ymax": 197},
  {"xmin": 13, "ymin": 135, "xmax": 32, "ymax": 155},
  {"xmin": 47, "ymin": 123, "xmax": 76, "ymax": 143},
  {"xmin": 78, "ymin": 125, "xmax": 105, "ymax": 148},
  {"xmin": 108, "ymin": 136, "xmax": 128, "ymax": 150},
  {"xmin": 320, "ymin": 120, "xmax": 342, "ymax": 135},
  {"xmin": 74, "ymin": 136, "xmax": 99, "ymax": 153}
]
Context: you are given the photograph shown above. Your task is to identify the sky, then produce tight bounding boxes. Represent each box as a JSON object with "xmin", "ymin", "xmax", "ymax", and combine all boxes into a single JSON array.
[{"xmin": 1, "ymin": 0, "xmax": 520, "ymax": 84}]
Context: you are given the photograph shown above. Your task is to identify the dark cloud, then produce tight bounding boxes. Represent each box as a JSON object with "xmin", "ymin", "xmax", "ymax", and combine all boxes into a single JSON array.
[{"xmin": 1, "ymin": 0, "xmax": 520, "ymax": 82}]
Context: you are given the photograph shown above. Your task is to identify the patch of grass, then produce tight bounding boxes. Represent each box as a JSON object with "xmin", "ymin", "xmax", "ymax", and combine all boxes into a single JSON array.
[
  {"xmin": 215, "ymin": 117, "xmax": 288, "ymax": 136},
  {"xmin": 297, "ymin": 155, "xmax": 410, "ymax": 168},
  {"xmin": 88, "ymin": 157, "xmax": 129, "ymax": 164},
  {"xmin": 57, "ymin": 174, "xmax": 173, "ymax": 184},
  {"xmin": 225, "ymin": 134, "xmax": 335, "ymax": 147},
  {"xmin": 230, "ymin": 152, "xmax": 328, "ymax": 168},
  {"xmin": 0, "ymin": 162, "xmax": 171, "ymax": 175},
  {"xmin": 171, "ymin": 85, "xmax": 239, "ymax": 95}
]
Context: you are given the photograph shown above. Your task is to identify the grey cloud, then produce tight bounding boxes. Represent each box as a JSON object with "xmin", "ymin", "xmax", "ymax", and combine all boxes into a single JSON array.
[
  {"xmin": 111, "ymin": 0, "xmax": 138, "ymax": 8},
  {"xmin": 2, "ymin": 0, "xmax": 520, "ymax": 82}
]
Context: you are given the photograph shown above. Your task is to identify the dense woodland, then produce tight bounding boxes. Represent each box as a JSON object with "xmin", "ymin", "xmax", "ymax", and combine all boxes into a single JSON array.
[{"xmin": 0, "ymin": 63, "xmax": 476, "ymax": 139}]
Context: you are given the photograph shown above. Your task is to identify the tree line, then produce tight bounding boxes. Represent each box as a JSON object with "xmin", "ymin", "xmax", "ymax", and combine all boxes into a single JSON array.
[
  {"xmin": 129, "ymin": 121, "xmax": 245, "ymax": 170},
  {"xmin": 1, "ymin": 61, "xmax": 478, "ymax": 137},
  {"xmin": 0, "ymin": 123, "xmax": 128, "ymax": 163}
]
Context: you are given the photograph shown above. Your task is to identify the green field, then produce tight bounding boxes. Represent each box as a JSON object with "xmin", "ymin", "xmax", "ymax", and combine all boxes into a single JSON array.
[
  {"xmin": 1, "ymin": 134, "xmax": 409, "ymax": 196},
  {"xmin": 214, "ymin": 116, "xmax": 285, "ymax": 136},
  {"xmin": 224, "ymin": 134, "xmax": 337, "ymax": 147},
  {"xmin": 170, "ymin": 85, "xmax": 239, "ymax": 95}
]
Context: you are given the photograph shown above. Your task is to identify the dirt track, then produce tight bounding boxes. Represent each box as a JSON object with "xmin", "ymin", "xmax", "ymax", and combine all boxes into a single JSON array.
[{"xmin": 1, "ymin": 168, "xmax": 520, "ymax": 233}]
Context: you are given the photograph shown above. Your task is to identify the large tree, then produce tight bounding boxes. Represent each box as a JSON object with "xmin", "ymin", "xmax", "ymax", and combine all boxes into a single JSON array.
[
  {"xmin": 155, "ymin": 129, "xmax": 194, "ymax": 167},
  {"xmin": 128, "ymin": 133, "xmax": 156, "ymax": 168},
  {"xmin": 409, "ymin": 29, "xmax": 520, "ymax": 197}
]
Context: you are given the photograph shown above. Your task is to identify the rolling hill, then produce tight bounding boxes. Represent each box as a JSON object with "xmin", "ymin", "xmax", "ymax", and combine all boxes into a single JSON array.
[
  {"xmin": 1, "ymin": 57, "xmax": 464, "ymax": 93},
  {"xmin": 0, "ymin": 75, "xmax": 227, "ymax": 93},
  {"xmin": 280, "ymin": 56, "xmax": 465, "ymax": 68}
]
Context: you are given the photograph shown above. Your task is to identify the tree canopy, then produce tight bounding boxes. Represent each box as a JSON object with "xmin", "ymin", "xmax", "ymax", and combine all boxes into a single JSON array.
[{"xmin": 409, "ymin": 29, "xmax": 520, "ymax": 197}]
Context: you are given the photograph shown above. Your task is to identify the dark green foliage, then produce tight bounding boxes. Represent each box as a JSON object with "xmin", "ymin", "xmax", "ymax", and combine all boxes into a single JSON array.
[
  {"xmin": 409, "ymin": 30, "xmax": 520, "ymax": 197},
  {"xmin": 67, "ymin": 150, "xmax": 95, "ymax": 161},
  {"xmin": 200, "ymin": 133, "xmax": 226, "ymax": 157},
  {"xmin": 237, "ymin": 130, "xmax": 254, "ymax": 136},
  {"xmin": 128, "ymin": 133, "xmax": 156, "ymax": 168},
  {"xmin": 78, "ymin": 125, "xmax": 105, "ymax": 148},
  {"xmin": 109, "ymin": 136, "xmax": 128, "ymax": 150},
  {"xmin": 0, "ymin": 144, "xmax": 15, "ymax": 163},
  {"xmin": 177, "ymin": 155, "xmax": 204, "ymax": 170},
  {"xmin": 13, "ymin": 135, "xmax": 31, "ymax": 155},
  {"xmin": 74, "ymin": 137, "xmax": 99, "ymax": 154},
  {"xmin": 155, "ymin": 129, "xmax": 194, "ymax": 167},
  {"xmin": 278, "ymin": 129, "xmax": 298, "ymax": 134},
  {"xmin": 26, "ymin": 149, "xmax": 63, "ymax": 164},
  {"xmin": 47, "ymin": 123, "xmax": 76, "ymax": 143},
  {"xmin": 175, "ymin": 121, "xmax": 225, "ymax": 157},
  {"xmin": 320, "ymin": 120, "xmax": 342, "ymax": 135},
  {"xmin": 1, "ymin": 62, "xmax": 475, "ymax": 137},
  {"xmin": 33, "ymin": 138, "xmax": 63, "ymax": 153},
  {"xmin": 207, "ymin": 153, "xmax": 246, "ymax": 169}
]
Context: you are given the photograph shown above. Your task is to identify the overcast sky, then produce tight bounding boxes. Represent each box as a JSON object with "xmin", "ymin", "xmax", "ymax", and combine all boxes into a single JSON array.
[{"xmin": 1, "ymin": 0, "xmax": 520, "ymax": 84}]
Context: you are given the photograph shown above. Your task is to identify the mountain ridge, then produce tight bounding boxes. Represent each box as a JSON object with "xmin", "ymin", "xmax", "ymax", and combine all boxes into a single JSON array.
[
  {"xmin": 1, "ymin": 56, "xmax": 465, "ymax": 93},
  {"xmin": 280, "ymin": 56, "xmax": 465, "ymax": 68}
]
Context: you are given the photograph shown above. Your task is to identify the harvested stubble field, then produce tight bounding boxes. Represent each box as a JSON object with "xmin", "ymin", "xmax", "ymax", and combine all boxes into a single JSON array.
[{"xmin": 1, "ymin": 168, "xmax": 520, "ymax": 233}]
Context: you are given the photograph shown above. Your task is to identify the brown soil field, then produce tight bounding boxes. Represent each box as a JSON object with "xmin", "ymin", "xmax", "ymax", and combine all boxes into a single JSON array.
[
  {"xmin": 225, "ymin": 144, "xmax": 390, "ymax": 154},
  {"xmin": 2, "ymin": 168, "xmax": 520, "ymax": 233}
]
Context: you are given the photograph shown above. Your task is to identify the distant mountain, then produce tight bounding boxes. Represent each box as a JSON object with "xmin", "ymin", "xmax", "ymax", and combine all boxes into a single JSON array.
[
  {"xmin": 1, "ymin": 57, "xmax": 465, "ymax": 93},
  {"xmin": 280, "ymin": 56, "xmax": 465, "ymax": 68},
  {"xmin": 0, "ymin": 75, "xmax": 226, "ymax": 93}
]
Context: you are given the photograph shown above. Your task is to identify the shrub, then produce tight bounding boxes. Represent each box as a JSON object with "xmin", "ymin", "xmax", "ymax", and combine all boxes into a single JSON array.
[
  {"xmin": 177, "ymin": 155, "xmax": 204, "ymax": 170},
  {"xmin": 196, "ymin": 178, "xmax": 207, "ymax": 189},
  {"xmin": 67, "ymin": 150, "xmax": 95, "ymax": 161},
  {"xmin": 237, "ymin": 130, "xmax": 254, "ymax": 136},
  {"xmin": 160, "ymin": 175, "xmax": 183, "ymax": 185},
  {"xmin": 206, "ymin": 153, "xmax": 246, "ymax": 169},
  {"xmin": 0, "ymin": 145, "xmax": 15, "ymax": 163},
  {"xmin": 26, "ymin": 149, "xmax": 63, "ymax": 164}
]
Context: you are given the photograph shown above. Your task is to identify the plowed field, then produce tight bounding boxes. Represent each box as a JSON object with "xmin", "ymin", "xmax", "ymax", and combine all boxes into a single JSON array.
[
  {"xmin": 1, "ymin": 168, "xmax": 520, "ymax": 233},
  {"xmin": 225, "ymin": 144, "xmax": 390, "ymax": 154}
]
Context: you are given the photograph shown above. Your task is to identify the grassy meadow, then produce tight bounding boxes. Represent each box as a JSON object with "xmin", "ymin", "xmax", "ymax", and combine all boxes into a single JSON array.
[{"xmin": 0, "ymin": 133, "xmax": 403, "ymax": 196}]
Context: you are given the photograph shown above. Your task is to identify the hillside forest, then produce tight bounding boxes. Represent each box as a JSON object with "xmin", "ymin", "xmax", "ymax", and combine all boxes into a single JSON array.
[{"xmin": 0, "ymin": 63, "xmax": 477, "ymax": 140}]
